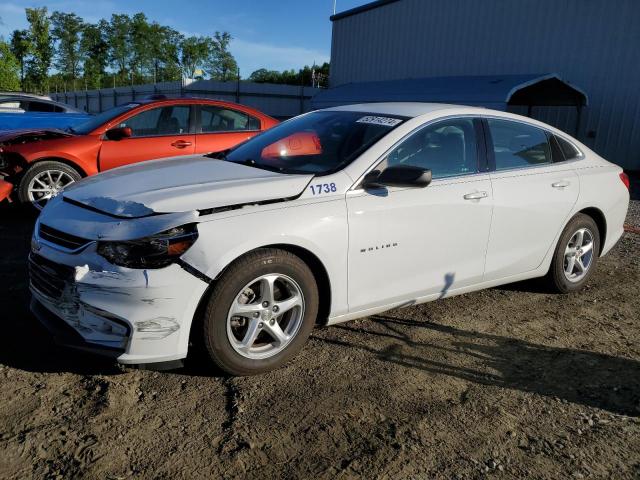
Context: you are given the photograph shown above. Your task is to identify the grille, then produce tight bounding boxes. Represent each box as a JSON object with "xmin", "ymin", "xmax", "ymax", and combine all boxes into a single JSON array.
[
  {"xmin": 39, "ymin": 223, "xmax": 91, "ymax": 251},
  {"xmin": 29, "ymin": 254, "xmax": 74, "ymax": 300}
]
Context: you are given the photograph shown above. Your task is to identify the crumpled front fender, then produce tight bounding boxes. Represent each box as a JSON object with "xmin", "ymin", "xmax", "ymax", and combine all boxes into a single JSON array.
[{"xmin": 0, "ymin": 179, "xmax": 13, "ymax": 202}]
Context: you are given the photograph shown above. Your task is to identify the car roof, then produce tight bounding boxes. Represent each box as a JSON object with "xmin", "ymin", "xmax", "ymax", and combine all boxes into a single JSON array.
[
  {"xmin": 0, "ymin": 92, "xmax": 52, "ymax": 101},
  {"xmin": 134, "ymin": 97, "xmax": 268, "ymax": 113},
  {"xmin": 324, "ymin": 102, "xmax": 486, "ymax": 118},
  {"xmin": 0, "ymin": 95, "xmax": 83, "ymax": 112}
]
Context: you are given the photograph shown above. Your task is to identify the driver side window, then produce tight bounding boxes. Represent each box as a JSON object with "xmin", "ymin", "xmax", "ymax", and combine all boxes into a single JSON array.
[
  {"xmin": 119, "ymin": 106, "xmax": 190, "ymax": 137},
  {"xmin": 386, "ymin": 118, "xmax": 479, "ymax": 179}
]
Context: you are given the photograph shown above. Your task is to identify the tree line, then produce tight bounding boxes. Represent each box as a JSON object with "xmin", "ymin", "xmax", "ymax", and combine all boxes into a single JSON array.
[{"xmin": 0, "ymin": 8, "xmax": 329, "ymax": 94}]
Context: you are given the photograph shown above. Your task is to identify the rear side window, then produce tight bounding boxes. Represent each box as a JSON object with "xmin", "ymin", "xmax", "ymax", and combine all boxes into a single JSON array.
[
  {"xmin": 555, "ymin": 135, "xmax": 581, "ymax": 160},
  {"xmin": 200, "ymin": 105, "xmax": 260, "ymax": 133},
  {"xmin": 120, "ymin": 106, "xmax": 190, "ymax": 137},
  {"xmin": 487, "ymin": 119, "xmax": 551, "ymax": 170},
  {"xmin": 385, "ymin": 118, "xmax": 478, "ymax": 179},
  {"xmin": 27, "ymin": 101, "xmax": 55, "ymax": 112}
]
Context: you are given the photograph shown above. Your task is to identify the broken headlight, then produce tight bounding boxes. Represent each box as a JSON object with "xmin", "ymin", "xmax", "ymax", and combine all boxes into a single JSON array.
[{"xmin": 97, "ymin": 224, "xmax": 198, "ymax": 269}]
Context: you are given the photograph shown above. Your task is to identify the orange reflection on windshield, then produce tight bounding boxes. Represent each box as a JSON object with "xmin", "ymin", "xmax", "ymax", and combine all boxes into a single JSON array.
[{"xmin": 261, "ymin": 132, "xmax": 322, "ymax": 158}]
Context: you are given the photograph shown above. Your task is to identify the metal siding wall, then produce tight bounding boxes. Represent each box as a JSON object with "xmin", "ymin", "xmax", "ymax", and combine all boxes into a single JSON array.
[{"xmin": 330, "ymin": 0, "xmax": 640, "ymax": 170}]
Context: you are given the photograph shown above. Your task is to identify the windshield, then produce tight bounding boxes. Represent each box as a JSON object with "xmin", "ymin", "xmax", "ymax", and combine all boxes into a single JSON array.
[
  {"xmin": 224, "ymin": 111, "xmax": 406, "ymax": 175},
  {"xmin": 71, "ymin": 103, "xmax": 140, "ymax": 135}
]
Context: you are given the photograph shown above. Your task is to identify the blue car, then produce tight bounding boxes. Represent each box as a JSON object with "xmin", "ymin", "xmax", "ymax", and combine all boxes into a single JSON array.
[{"xmin": 0, "ymin": 95, "xmax": 91, "ymax": 131}]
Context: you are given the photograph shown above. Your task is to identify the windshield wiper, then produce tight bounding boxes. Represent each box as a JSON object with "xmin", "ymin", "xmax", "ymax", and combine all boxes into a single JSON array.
[{"xmin": 65, "ymin": 126, "xmax": 76, "ymax": 134}]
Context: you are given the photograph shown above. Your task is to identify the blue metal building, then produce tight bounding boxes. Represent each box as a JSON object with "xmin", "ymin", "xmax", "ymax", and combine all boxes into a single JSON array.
[{"xmin": 324, "ymin": 0, "xmax": 640, "ymax": 170}]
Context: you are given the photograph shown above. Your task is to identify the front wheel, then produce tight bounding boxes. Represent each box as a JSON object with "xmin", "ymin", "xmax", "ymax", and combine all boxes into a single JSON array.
[
  {"xmin": 200, "ymin": 248, "xmax": 319, "ymax": 375},
  {"xmin": 546, "ymin": 213, "xmax": 600, "ymax": 293},
  {"xmin": 18, "ymin": 161, "xmax": 82, "ymax": 210}
]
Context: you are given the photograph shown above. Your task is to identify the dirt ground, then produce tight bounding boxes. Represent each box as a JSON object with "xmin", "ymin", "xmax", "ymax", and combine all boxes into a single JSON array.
[{"xmin": 0, "ymin": 198, "xmax": 639, "ymax": 480}]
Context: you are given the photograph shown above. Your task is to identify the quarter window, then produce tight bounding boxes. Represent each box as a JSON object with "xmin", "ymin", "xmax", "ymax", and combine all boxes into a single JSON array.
[
  {"xmin": 555, "ymin": 135, "xmax": 581, "ymax": 160},
  {"xmin": 200, "ymin": 106, "xmax": 260, "ymax": 132},
  {"xmin": 487, "ymin": 119, "xmax": 551, "ymax": 170},
  {"xmin": 120, "ymin": 106, "xmax": 190, "ymax": 137},
  {"xmin": 385, "ymin": 118, "xmax": 478, "ymax": 179}
]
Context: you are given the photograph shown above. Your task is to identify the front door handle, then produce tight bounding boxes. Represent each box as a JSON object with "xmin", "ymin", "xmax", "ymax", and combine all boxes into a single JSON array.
[
  {"xmin": 552, "ymin": 180, "xmax": 570, "ymax": 188},
  {"xmin": 463, "ymin": 191, "xmax": 488, "ymax": 200},
  {"xmin": 171, "ymin": 140, "xmax": 192, "ymax": 148}
]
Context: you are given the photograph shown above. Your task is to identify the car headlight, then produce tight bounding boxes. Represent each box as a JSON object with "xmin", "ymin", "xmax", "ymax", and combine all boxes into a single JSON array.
[{"xmin": 97, "ymin": 224, "xmax": 198, "ymax": 269}]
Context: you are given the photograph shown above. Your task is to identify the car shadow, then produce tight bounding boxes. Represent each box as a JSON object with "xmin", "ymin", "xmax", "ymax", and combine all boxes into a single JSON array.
[{"xmin": 312, "ymin": 314, "xmax": 640, "ymax": 416}]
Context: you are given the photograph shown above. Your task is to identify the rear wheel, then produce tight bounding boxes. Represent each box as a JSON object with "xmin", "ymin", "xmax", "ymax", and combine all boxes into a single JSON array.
[
  {"xmin": 200, "ymin": 248, "xmax": 319, "ymax": 375},
  {"xmin": 546, "ymin": 213, "xmax": 600, "ymax": 293},
  {"xmin": 18, "ymin": 161, "xmax": 81, "ymax": 210}
]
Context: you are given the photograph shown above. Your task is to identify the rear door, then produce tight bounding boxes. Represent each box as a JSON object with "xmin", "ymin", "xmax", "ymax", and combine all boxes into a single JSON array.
[
  {"xmin": 194, "ymin": 104, "xmax": 262, "ymax": 154},
  {"xmin": 98, "ymin": 104, "xmax": 195, "ymax": 171},
  {"xmin": 482, "ymin": 118, "xmax": 579, "ymax": 281}
]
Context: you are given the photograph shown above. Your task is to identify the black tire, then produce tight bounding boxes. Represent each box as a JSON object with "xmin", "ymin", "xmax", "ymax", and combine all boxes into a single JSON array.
[
  {"xmin": 17, "ymin": 161, "xmax": 82, "ymax": 209},
  {"xmin": 545, "ymin": 213, "xmax": 600, "ymax": 293},
  {"xmin": 200, "ymin": 248, "xmax": 319, "ymax": 376}
]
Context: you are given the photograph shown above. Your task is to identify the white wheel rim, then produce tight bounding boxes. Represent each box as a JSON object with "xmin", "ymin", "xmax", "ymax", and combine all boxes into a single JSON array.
[
  {"xmin": 27, "ymin": 169, "xmax": 76, "ymax": 210},
  {"xmin": 563, "ymin": 228, "xmax": 594, "ymax": 283},
  {"xmin": 226, "ymin": 274, "xmax": 305, "ymax": 360}
]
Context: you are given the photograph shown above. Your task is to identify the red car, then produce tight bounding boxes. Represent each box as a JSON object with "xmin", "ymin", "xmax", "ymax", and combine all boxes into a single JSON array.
[{"xmin": 0, "ymin": 97, "xmax": 278, "ymax": 209}]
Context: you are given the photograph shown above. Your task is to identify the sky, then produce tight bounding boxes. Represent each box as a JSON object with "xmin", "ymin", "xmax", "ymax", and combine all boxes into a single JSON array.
[{"xmin": 0, "ymin": 0, "xmax": 370, "ymax": 75}]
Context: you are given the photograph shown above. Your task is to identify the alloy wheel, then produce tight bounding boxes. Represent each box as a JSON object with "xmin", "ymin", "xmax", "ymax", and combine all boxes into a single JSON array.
[
  {"xmin": 563, "ymin": 227, "xmax": 594, "ymax": 282},
  {"xmin": 27, "ymin": 169, "xmax": 76, "ymax": 210},
  {"xmin": 226, "ymin": 274, "xmax": 305, "ymax": 359}
]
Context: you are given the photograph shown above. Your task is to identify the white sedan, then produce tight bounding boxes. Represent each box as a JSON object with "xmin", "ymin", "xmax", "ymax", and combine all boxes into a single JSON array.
[{"xmin": 30, "ymin": 103, "xmax": 630, "ymax": 375}]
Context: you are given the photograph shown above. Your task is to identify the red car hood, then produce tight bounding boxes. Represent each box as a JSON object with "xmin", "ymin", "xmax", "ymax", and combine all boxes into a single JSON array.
[{"xmin": 0, "ymin": 128, "xmax": 72, "ymax": 144}]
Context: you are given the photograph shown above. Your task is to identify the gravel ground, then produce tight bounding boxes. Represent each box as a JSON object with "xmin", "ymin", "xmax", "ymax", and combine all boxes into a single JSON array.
[{"xmin": 0, "ymin": 201, "xmax": 639, "ymax": 479}]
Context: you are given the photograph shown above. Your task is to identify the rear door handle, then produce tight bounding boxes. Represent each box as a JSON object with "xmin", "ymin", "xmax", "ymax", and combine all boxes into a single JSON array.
[
  {"xmin": 171, "ymin": 140, "xmax": 192, "ymax": 148},
  {"xmin": 463, "ymin": 191, "xmax": 488, "ymax": 200},
  {"xmin": 552, "ymin": 180, "xmax": 570, "ymax": 188}
]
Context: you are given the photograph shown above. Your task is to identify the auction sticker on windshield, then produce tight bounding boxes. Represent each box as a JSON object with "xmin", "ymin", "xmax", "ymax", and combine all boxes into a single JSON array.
[{"xmin": 356, "ymin": 116, "xmax": 403, "ymax": 127}]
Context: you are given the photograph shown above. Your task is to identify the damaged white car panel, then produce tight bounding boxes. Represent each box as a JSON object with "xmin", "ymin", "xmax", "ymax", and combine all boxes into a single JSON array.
[
  {"xmin": 62, "ymin": 156, "xmax": 316, "ymax": 216},
  {"xmin": 30, "ymin": 103, "xmax": 630, "ymax": 372},
  {"xmin": 30, "ymin": 227, "xmax": 209, "ymax": 363}
]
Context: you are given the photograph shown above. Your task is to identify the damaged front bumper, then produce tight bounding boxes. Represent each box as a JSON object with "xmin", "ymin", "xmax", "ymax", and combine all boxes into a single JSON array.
[
  {"xmin": 29, "ymin": 234, "xmax": 209, "ymax": 365},
  {"xmin": 0, "ymin": 179, "xmax": 12, "ymax": 202}
]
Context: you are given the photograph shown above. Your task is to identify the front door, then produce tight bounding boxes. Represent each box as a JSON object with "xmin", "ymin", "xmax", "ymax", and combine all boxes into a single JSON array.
[
  {"xmin": 347, "ymin": 117, "xmax": 493, "ymax": 312},
  {"xmin": 99, "ymin": 104, "xmax": 195, "ymax": 171}
]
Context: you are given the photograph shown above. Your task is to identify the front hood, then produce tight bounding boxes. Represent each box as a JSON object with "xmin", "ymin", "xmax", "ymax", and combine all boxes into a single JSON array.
[
  {"xmin": 62, "ymin": 155, "xmax": 314, "ymax": 217},
  {"xmin": 0, "ymin": 128, "xmax": 72, "ymax": 144}
]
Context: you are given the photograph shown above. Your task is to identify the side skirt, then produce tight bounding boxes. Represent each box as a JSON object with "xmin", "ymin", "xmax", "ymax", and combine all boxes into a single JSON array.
[{"xmin": 326, "ymin": 266, "xmax": 549, "ymax": 326}]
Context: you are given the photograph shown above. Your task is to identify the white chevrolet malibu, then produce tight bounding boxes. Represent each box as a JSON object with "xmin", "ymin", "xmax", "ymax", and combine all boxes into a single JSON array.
[{"xmin": 30, "ymin": 103, "xmax": 630, "ymax": 375}]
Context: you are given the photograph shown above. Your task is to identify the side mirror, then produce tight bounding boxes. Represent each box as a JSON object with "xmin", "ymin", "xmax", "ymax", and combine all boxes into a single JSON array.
[
  {"xmin": 105, "ymin": 126, "xmax": 132, "ymax": 141},
  {"xmin": 362, "ymin": 165, "xmax": 432, "ymax": 189}
]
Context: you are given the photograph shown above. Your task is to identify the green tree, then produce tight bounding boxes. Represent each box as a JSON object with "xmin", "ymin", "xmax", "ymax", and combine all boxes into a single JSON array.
[
  {"xmin": 146, "ymin": 23, "xmax": 182, "ymax": 83},
  {"xmin": 81, "ymin": 20, "xmax": 109, "ymax": 89},
  {"xmin": 249, "ymin": 63, "xmax": 330, "ymax": 87},
  {"xmin": 207, "ymin": 31, "xmax": 238, "ymax": 81},
  {"xmin": 180, "ymin": 36, "xmax": 210, "ymax": 79},
  {"xmin": 249, "ymin": 68, "xmax": 282, "ymax": 83},
  {"xmin": 106, "ymin": 13, "xmax": 132, "ymax": 83},
  {"xmin": 9, "ymin": 29, "xmax": 31, "ymax": 87},
  {"xmin": 0, "ymin": 40, "xmax": 21, "ymax": 91},
  {"xmin": 129, "ymin": 12, "xmax": 150, "ymax": 83},
  {"xmin": 25, "ymin": 7, "xmax": 53, "ymax": 92},
  {"xmin": 51, "ymin": 11, "xmax": 85, "ymax": 84}
]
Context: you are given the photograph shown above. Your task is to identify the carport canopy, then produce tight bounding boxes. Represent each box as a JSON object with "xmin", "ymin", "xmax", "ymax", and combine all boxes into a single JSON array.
[{"xmin": 311, "ymin": 73, "xmax": 588, "ymax": 111}]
